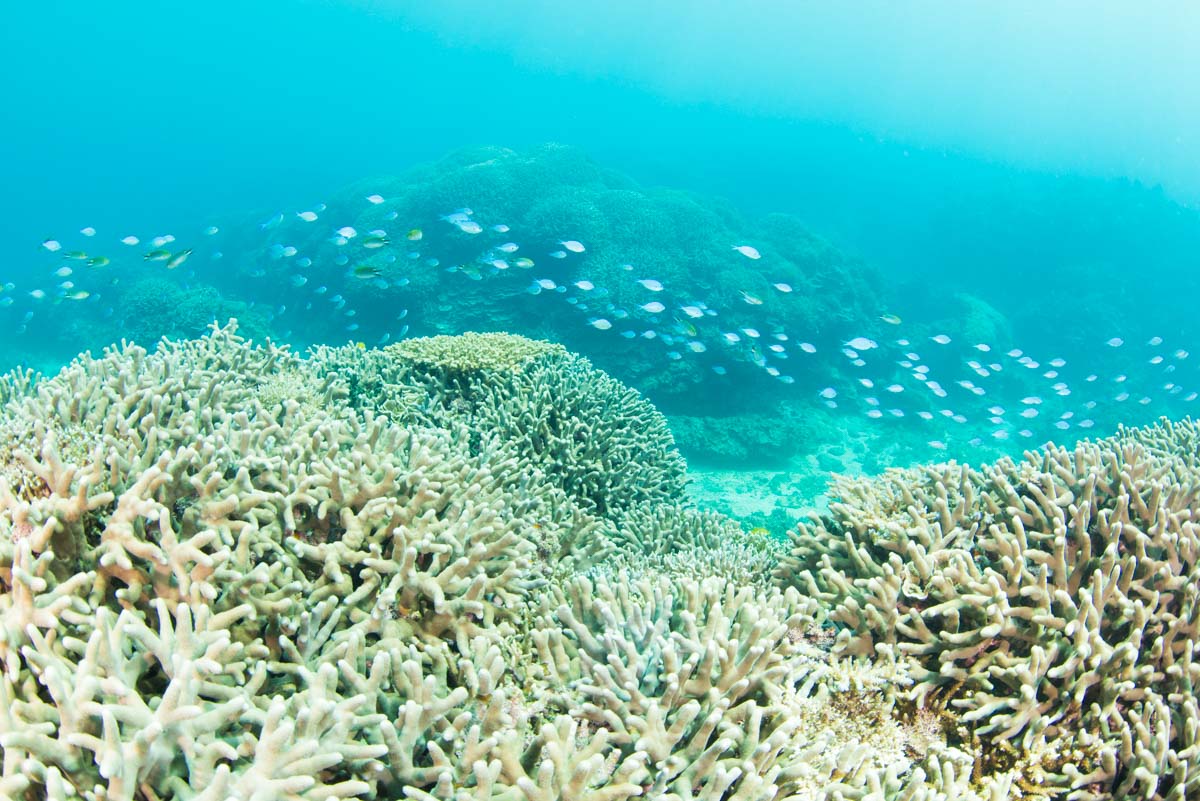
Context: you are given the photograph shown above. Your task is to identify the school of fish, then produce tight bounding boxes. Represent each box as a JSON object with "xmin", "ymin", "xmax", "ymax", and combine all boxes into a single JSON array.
[{"xmin": 23, "ymin": 191, "xmax": 1198, "ymax": 457}]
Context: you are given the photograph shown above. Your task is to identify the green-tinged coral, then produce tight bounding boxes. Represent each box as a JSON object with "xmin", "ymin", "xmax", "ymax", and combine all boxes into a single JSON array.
[
  {"xmin": 253, "ymin": 362, "xmax": 331, "ymax": 417},
  {"xmin": 0, "ymin": 418, "xmax": 102, "ymax": 505},
  {"xmin": 311, "ymin": 333, "xmax": 687, "ymax": 519},
  {"xmin": 389, "ymin": 331, "xmax": 566, "ymax": 372},
  {"xmin": 116, "ymin": 277, "xmax": 275, "ymax": 346},
  {"xmin": 588, "ymin": 504, "xmax": 786, "ymax": 589},
  {"xmin": 0, "ymin": 322, "xmax": 575, "ymax": 799}
]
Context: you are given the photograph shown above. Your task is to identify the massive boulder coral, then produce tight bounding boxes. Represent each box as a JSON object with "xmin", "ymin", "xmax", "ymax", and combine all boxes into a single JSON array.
[
  {"xmin": 776, "ymin": 417, "xmax": 1200, "ymax": 800},
  {"xmin": 234, "ymin": 144, "xmax": 882, "ymax": 405}
]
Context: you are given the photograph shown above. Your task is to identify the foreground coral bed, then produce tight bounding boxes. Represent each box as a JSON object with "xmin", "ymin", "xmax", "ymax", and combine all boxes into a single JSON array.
[{"xmin": 0, "ymin": 322, "xmax": 1196, "ymax": 801}]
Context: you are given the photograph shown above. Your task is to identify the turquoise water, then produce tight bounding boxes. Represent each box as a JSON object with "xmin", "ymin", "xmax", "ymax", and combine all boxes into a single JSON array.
[
  {"xmin": 7, "ymin": 6, "xmax": 1200, "ymax": 799},
  {"xmin": 3, "ymin": 2, "xmax": 1199, "ymax": 483}
]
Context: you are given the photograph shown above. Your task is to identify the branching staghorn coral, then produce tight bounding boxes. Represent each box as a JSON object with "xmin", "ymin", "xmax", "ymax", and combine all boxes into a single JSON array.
[
  {"xmin": 777, "ymin": 417, "xmax": 1200, "ymax": 800},
  {"xmin": 591, "ymin": 504, "xmax": 786, "ymax": 589},
  {"xmin": 0, "ymin": 322, "xmax": 563, "ymax": 798},
  {"xmin": 310, "ymin": 333, "xmax": 688, "ymax": 519},
  {"xmin": 4, "ymin": 321, "xmax": 1197, "ymax": 800}
]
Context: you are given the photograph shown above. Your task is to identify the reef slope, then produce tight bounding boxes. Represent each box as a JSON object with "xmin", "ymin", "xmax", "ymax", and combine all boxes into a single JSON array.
[{"xmin": 0, "ymin": 323, "xmax": 1195, "ymax": 800}]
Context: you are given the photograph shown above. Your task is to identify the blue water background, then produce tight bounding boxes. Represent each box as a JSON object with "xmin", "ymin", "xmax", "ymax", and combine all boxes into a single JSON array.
[{"xmin": 2, "ymin": 1, "xmax": 1199, "ymax": 474}]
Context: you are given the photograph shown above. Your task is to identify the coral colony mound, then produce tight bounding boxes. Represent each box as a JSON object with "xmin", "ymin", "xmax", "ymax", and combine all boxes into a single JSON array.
[
  {"xmin": 0, "ymin": 321, "xmax": 1198, "ymax": 800},
  {"xmin": 21, "ymin": 145, "xmax": 1200, "ymax": 482}
]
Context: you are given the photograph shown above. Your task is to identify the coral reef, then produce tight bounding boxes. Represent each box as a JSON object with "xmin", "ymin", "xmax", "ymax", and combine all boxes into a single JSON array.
[
  {"xmin": 0, "ymin": 323, "xmax": 1196, "ymax": 800},
  {"xmin": 309, "ymin": 333, "xmax": 687, "ymax": 520},
  {"xmin": 115, "ymin": 277, "xmax": 276, "ymax": 346},
  {"xmin": 237, "ymin": 144, "xmax": 882, "ymax": 407},
  {"xmin": 588, "ymin": 504, "xmax": 786, "ymax": 589},
  {"xmin": 388, "ymin": 332, "xmax": 566, "ymax": 372},
  {"xmin": 669, "ymin": 413, "xmax": 815, "ymax": 468},
  {"xmin": 777, "ymin": 417, "xmax": 1200, "ymax": 799}
]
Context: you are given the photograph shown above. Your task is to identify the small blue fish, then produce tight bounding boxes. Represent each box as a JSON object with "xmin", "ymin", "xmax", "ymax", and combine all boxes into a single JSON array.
[{"xmin": 260, "ymin": 212, "xmax": 284, "ymax": 230}]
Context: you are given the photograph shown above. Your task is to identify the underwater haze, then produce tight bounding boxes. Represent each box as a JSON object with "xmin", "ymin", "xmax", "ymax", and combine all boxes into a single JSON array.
[
  {"xmin": 3, "ymin": 1, "xmax": 1200, "ymax": 487},
  {"xmin": 9, "ymin": 4, "xmax": 1200, "ymax": 800}
]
